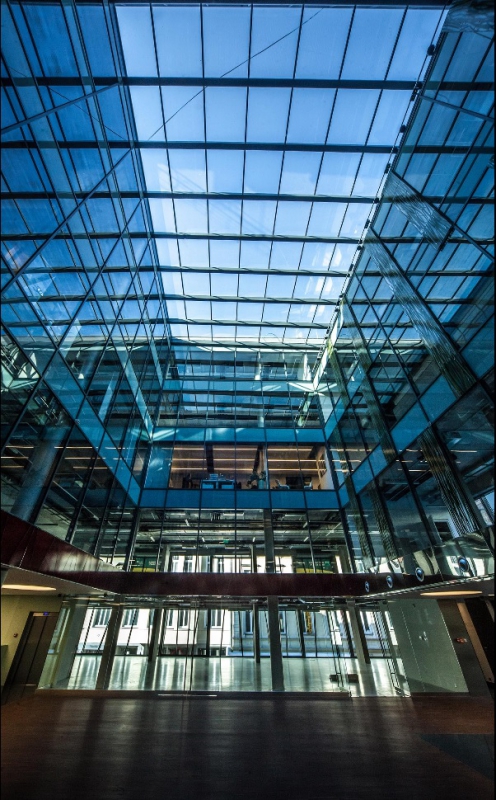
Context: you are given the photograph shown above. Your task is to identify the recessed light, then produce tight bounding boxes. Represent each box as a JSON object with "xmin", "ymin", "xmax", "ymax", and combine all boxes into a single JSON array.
[
  {"xmin": 2, "ymin": 584, "xmax": 57, "ymax": 591},
  {"xmin": 420, "ymin": 590, "xmax": 483, "ymax": 597}
]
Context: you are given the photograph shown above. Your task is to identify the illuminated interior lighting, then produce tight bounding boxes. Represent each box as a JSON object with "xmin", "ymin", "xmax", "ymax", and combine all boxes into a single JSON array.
[
  {"xmin": 3, "ymin": 584, "xmax": 57, "ymax": 591},
  {"xmin": 420, "ymin": 590, "xmax": 483, "ymax": 597}
]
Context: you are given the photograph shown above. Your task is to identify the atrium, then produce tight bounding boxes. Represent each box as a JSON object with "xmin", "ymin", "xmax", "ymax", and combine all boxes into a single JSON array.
[{"xmin": 1, "ymin": 1, "xmax": 494, "ymax": 798}]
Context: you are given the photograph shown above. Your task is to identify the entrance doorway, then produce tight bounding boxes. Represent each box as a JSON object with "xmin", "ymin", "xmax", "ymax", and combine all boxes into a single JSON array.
[{"xmin": 2, "ymin": 612, "xmax": 59, "ymax": 704}]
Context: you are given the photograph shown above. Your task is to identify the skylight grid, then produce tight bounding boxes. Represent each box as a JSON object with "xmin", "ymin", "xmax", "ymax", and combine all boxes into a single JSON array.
[
  {"xmin": 1, "ymin": 2, "xmax": 446, "ymax": 354},
  {"xmin": 114, "ymin": 3, "xmax": 443, "ymax": 347}
]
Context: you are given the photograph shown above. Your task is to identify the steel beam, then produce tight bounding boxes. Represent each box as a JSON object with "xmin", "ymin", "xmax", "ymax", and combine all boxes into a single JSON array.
[
  {"xmin": 3, "ymin": 140, "xmax": 493, "ymax": 155},
  {"xmin": 1, "ymin": 83, "xmax": 119, "ymax": 136},
  {"xmin": 12, "ymin": 77, "xmax": 490, "ymax": 91},
  {"xmin": 3, "ymin": 190, "xmax": 493, "ymax": 205},
  {"xmin": 1, "ymin": 149, "xmax": 132, "ymax": 295}
]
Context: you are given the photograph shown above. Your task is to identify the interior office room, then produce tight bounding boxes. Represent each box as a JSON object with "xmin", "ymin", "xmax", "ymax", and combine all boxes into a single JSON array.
[{"xmin": 1, "ymin": 0, "xmax": 494, "ymax": 798}]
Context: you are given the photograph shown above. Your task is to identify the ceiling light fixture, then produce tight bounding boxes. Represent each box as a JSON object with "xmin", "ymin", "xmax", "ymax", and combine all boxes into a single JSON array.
[
  {"xmin": 3, "ymin": 584, "xmax": 57, "ymax": 591},
  {"xmin": 420, "ymin": 590, "xmax": 483, "ymax": 597}
]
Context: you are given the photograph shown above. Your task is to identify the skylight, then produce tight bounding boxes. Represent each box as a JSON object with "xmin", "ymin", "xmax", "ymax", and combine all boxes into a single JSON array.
[{"xmin": 116, "ymin": 3, "xmax": 445, "ymax": 349}]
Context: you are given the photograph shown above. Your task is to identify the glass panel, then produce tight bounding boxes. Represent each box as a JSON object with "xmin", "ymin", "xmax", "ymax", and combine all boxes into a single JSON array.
[
  {"xmin": 153, "ymin": 6, "xmax": 203, "ymax": 77},
  {"xmin": 250, "ymin": 6, "xmax": 300, "ymax": 78},
  {"xmin": 341, "ymin": 8, "xmax": 403, "ymax": 80},
  {"xmin": 203, "ymin": 6, "xmax": 250, "ymax": 78},
  {"xmin": 296, "ymin": 7, "xmax": 352, "ymax": 79},
  {"xmin": 116, "ymin": 6, "xmax": 157, "ymax": 76}
]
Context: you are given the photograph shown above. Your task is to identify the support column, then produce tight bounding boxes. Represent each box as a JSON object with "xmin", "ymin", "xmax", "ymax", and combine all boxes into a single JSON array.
[
  {"xmin": 253, "ymin": 603, "xmax": 261, "ymax": 663},
  {"xmin": 263, "ymin": 510, "xmax": 275, "ymax": 574},
  {"xmin": 205, "ymin": 554, "xmax": 213, "ymax": 656},
  {"xmin": 205, "ymin": 610, "xmax": 211, "ymax": 657},
  {"xmin": 49, "ymin": 600, "xmax": 89, "ymax": 688},
  {"xmin": 339, "ymin": 609, "xmax": 355, "ymax": 658},
  {"xmin": 267, "ymin": 597, "xmax": 284, "ymax": 692},
  {"xmin": 296, "ymin": 610, "xmax": 307, "ymax": 658},
  {"xmin": 250, "ymin": 543, "xmax": 258, "ymax": 574},
  {"xmin": 159, "ymin": 543, "xmax": 170, "ymax": 573},
  {"xmin": 337, "ymin": 546, "xmax": 352, "ymax": 573},
  {"xmin": 123, "ymin": 510, "xmax": 141, "ymax": 571},
  {"xmin": 144, "ymin": 607, "xmax": 164, "ymax": 689},
  {"xmin": 10, "ymin": 420, "xmax": 67, "ymax": 522},
  {"xmin": 95, "ymin": 606, "xmax": 123, "ymax": 690},
  {"xmin": 1, "ymin": 569, "xmax": 9, "ymax": 587},
  {"xmin": 147, "ymin": 608, "xmax": 164, "ymax": 664},
  {"xmin": 346, "ymin": 601, "xmax": 370, "ymax": 665},
  {"xmin": 378, "ymin": 608, "xmax": 405, "ymax": 692}
]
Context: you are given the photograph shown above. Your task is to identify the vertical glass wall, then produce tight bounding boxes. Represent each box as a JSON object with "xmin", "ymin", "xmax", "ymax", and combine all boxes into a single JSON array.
[{"xmin": 42, "ymin": 598, "xmax": 410, "ymax": 696}]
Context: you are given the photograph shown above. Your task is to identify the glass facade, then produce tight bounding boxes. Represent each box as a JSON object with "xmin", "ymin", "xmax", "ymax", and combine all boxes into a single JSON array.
[{"xmin": 1, "ymin": 1, "xmax": 493, "ymax": 593}]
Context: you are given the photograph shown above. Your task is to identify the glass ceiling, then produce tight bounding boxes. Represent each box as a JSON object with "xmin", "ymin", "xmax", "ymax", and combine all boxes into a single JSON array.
[
  {"xmin": 116, "ymin": 3, "xmax": 445, "ymax": 349},
  {"xmin": 1, "ymin": 2, "xmax": 446, "ymax": 358}
]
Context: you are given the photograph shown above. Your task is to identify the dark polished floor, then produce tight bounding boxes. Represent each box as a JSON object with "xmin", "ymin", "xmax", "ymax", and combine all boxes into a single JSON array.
[{"xmin": 2, "ymin": 693, "xmax": 494, "ymax": 800}]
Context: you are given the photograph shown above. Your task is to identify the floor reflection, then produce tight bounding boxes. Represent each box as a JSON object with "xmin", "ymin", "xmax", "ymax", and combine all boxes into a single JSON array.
[{"xmin": 60, "ymin": 655, "xmax": 406, "ymax": 695}]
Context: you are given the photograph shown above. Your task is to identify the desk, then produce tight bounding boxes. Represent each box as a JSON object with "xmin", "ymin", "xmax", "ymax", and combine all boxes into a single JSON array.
[{"xmin": 201, "ymin": 478, "xmax": 235, "ymax": 490}]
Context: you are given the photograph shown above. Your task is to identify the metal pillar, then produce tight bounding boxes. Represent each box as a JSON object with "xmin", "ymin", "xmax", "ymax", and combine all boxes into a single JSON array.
[
  {"xmin": 159, "ymin": 543, "xmax": 170, "ymax": 573},
  {"xmin": 263, "ymin": 510, "xmax": 275, "ymax": 574},
  {"xmin": 95, "ymin": 606, "xmax": 123, "ymax": 690},
  {"xmin": 147, "ymin": 608, "xmax": 164, "ymax": 664},
  {"xmin": 248, "ymin": 549, "xmax": 261, "ymax": 661},
  {"xmin": 267, "ymin": 597, "xmax": 284, "ymax": 692},
  {"xmin": 346, "ymin": 600, "xmax": 370, "ymax": 665},
  {"xmin": 205, "ymin": 554, "xmax": 213, "ymax": 656},
  {"xmin": 339, "ymin": 608, "xmax": 355, "ymax": 658},
  {"xmin": 253, "ymin": 603, "xmax": 261, "ymax": 663},
  {"xmin": 250, "ymin": 543, "xmax": 258, "ymax": 574},
  {"xmin": 205, "ymin": 610, "xmax": 211, "ymax": 657},
  {"xmin": 49, "ymin": 600, "xmax": 89, "ymax": 689},
  {"xmin": 10, "ymin": 422, "xmax": 67, "ymax": 522},
  {"xmin": 337, "ymin": 545, "xmax": 352, "ymax": 573},
  {"xmin": 296, "ymin": 609, "xmax": 307, "ymax": 658},
  {"xmin": 123, "ymin": 510, "xmax": 141, "ymax": 572},
  {"xmin": 378, "ymin": 607, "xmax": 405, "ymax": 693}
]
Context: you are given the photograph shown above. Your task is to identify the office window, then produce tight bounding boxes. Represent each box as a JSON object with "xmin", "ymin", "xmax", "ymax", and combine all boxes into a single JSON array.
[
  {"xmin": 92, "ymin": 608, "xmax": 111, "ymax": 627},
  {"xmin": 122, "ymin": 609, "xmax": 139, "ymax": 628},
  {"xmin": 244, "ymin": 611, "xmax": 253, "ymax": 634},
  {"xmin": 171, "ymin": 556, "xmax": 180, "ymax": 572},
  {"xmin": 183, "ymin": 556, "xmax": 193, "ymax": 573},
  {"xmin": 178, "ymin": 610, "xmax": 190, "ymax": 628},
  {"xmin": 211, "ymin": 609, "xmax": 223, "ymax": 628}
]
